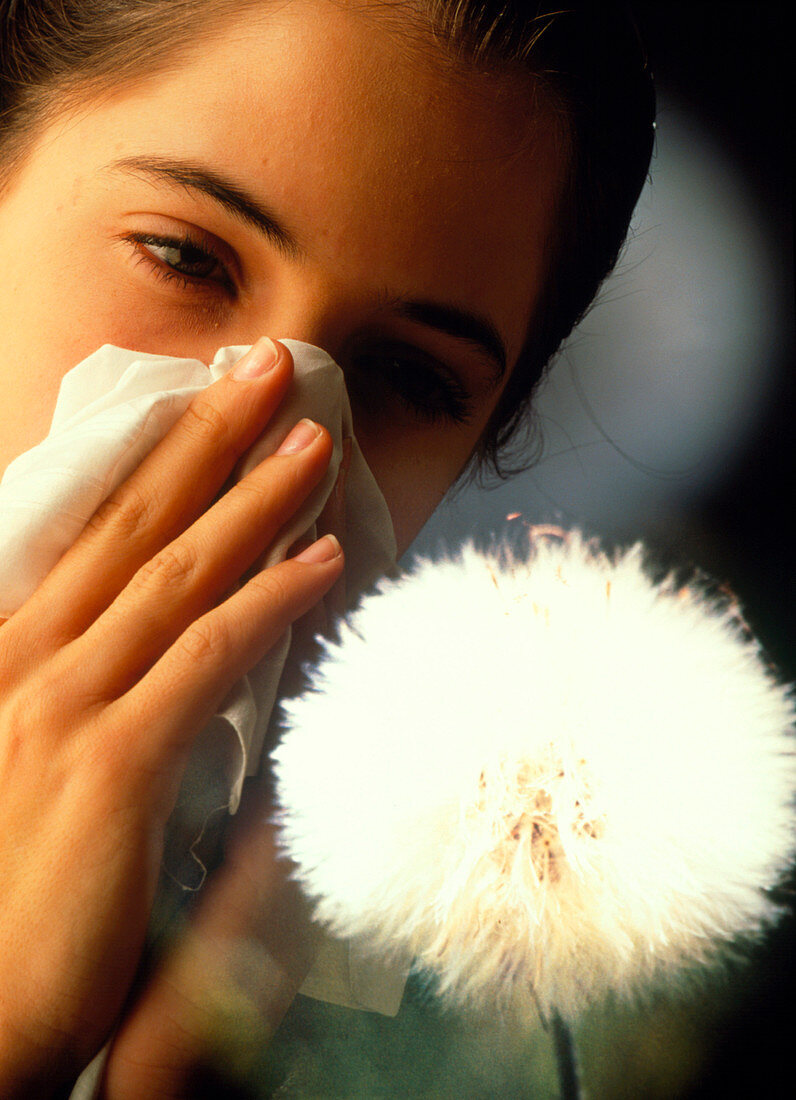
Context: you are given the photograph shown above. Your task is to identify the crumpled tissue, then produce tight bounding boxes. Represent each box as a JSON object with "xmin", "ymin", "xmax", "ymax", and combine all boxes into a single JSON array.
[{"xmin": 0, "ymin": 340, "xmax": 409, "ymax": 1041}]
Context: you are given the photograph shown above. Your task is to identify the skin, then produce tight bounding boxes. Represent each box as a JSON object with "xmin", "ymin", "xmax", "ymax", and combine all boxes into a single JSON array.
[{"xmin": 0, "ymin": 1, "xmax": 564, "ymax": 1095}]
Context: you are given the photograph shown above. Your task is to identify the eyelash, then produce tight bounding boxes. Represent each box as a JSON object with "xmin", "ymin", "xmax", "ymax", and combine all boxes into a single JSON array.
[
  {"xmin": 125, "ymin": 232, "xmax": 473, "ymax": 426},
  {"xmin": 125, "ymin": 231, "xmax": 236, "ymax": 295},
  {"xmin": 346, "ymin": 346, "xmax": 474, "ymax": 427}
]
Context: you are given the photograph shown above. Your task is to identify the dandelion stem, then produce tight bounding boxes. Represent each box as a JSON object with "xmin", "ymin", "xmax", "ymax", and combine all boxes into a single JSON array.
[{"xmin": 551, "ymin": 1011, "xmax": 582, "ymax": 1100}]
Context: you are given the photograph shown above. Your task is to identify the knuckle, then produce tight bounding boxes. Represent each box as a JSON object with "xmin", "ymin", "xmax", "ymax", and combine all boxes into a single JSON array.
[
  {"xmin": 0, "ymin": 630, "xmax": 24, "ymax": 690},
  {"xmin": 1, "ymin": 683, "xmax": 36, "ymax": 739},
  {"xmin": 179, "ymin": 616, "xmax": 230, "ymax": 665},
  {"xmin": 86, "ymin": 484, "xmax": 155, "ymax": 540},
  {"xmin": 230, "ymin": 475, "xmax": 272, "ymax": 510},
  {"xmin": 1, "ymin": 671, "xmax": 61, "ymax": 740},
  {"xmin": 135, "ymin": 543, "xmax": 200, "ymax": 592},
  {"xmin": 180, "ymin": 397, "xmax": 231, "ymax": 448},
  {"xmin": 249, "ymin": 569, "xmax": 290, "ymax": 609}
]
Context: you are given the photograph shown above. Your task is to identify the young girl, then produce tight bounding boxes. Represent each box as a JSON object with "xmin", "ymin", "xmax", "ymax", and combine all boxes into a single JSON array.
[{"xmin": 0, "ymin": 2, "xmax": 654, "ymax": 1095}]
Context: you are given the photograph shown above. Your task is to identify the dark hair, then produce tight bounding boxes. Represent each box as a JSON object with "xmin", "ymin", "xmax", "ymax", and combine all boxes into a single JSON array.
[
  {"xmin": 426, "ymin": 2, "xmax": 656, "ymax": 477},
  {"xmin": 0, "ymin": 0, "xmax": 263, "ymax": 169},
  {"xmin": 0, "ymin": 0, "xmax": 655, "ymax": 475}
]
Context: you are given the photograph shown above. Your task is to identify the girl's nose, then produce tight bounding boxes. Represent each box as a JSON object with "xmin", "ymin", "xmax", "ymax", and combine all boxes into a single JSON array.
[{"xmin": 242, "ymin": 283, "xmax": 367, "ymax": 370}]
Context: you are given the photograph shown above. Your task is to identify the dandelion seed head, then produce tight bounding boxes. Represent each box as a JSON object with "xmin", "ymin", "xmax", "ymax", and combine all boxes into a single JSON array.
[{"xmin": 273, "ymin": 534, "xmax": 796, "ymax": 1021}]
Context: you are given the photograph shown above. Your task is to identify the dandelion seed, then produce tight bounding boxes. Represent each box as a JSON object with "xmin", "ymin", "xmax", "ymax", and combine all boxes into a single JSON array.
[{"xmin": 273, "ymin": 533, "xmax": 796, "ymax": 1025}]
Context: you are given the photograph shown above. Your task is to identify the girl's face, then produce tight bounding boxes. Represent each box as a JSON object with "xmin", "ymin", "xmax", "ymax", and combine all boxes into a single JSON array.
[{"xmin": 0, "ymin": 0, "xmax": 563, "ymax": 554}]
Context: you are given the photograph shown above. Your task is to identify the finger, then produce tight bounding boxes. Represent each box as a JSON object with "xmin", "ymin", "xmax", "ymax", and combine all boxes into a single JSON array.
[
  {"xmin": 287, "ymin": 433, "xmax": 350, "ymax": 634},
  {"xmin": 76, "ymin": 421, "xmax": 332, "ymax": 697},
  {"xmin": 114, "ymin": 538, "xmax": 343, "ymax": 792},
  {"xmin": 19, "ymin": 338, "xmax": 294, "ymax": 646},
  {"xmin": 278, "ymin": 436, "xmax": 350, "ymax": 697}
]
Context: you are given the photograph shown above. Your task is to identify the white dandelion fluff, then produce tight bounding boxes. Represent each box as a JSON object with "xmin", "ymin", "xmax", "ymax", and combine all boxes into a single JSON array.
[{"xmin": 272, "ymin": 532, "xmax": 795, "ymax": 1024}]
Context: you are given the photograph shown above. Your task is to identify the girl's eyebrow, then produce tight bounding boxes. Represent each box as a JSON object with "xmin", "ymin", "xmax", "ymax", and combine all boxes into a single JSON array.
[
  {"xmin": 106, "ymin": 155, "xmax": 303, "ymax": 259},
  {"xmin": 106, "ymin": 155, "xmax": 508, "ymax": 382},
  {"xmin": 395, "ymin": 300, "xmax": 507, "ymax": 386}
]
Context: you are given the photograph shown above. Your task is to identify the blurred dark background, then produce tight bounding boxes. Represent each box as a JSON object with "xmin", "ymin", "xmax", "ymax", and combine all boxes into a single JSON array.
[
  {"xmin": 636, "ymin": 0, "xmax": 793, "ymax": 675},
  {"xmin": 638, "ymin": 5, "xmax": 793, "ymax": 1098}
]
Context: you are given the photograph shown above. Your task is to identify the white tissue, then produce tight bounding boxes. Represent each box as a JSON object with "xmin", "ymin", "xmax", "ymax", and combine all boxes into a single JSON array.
[
  {"xmin": 0, "ymin": 339, "xmax": 394, "ymax": 615},
  {"xmin": 0, "ymin": 340, "xmax": 395, "ymax": 796},
  {"xmin": 0, "ymin": 340, "xmax": 407, "ymax": 1025}
]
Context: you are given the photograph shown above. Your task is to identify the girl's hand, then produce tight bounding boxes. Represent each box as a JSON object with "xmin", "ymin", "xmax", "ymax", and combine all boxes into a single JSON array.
[
  {"xmin": 0, "ymin": 339, "xmax": 343, "ymax": 1098},
  {"xmin": 99, "ymin": 438, "xmax": 352, "ymax": 1100}
]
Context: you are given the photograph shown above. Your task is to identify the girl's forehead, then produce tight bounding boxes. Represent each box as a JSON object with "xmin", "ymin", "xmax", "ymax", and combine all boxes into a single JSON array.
[
  {"xmin": 109, "ymin": 0, "xmax": 545, "ymax": 164},
  {"xmin": 64, "ymin": 0, "xmax": 562, "ymax": 355}
]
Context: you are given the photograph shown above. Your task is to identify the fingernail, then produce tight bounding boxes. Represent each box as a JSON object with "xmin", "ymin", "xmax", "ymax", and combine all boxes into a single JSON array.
[
  {"xmin": 294, "ymin": 533, "xmax": 342, "ymax": 564},
  {"xmin": 232, "ymin": 338, "xmax": 279, "ymax": 380},
  {"xmin": 276, "ymin": 418, "xmax": 321, "ymax": 455}
]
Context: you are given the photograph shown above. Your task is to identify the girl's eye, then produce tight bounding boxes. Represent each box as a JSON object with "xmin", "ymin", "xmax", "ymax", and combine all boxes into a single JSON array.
[
  {"xmin": 126, "ymin": 232, "xmax": 235, "ymax": 294},
  {"xmin": 346, "ymin": 345, "xmax": 474, "ymax": 427}
]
